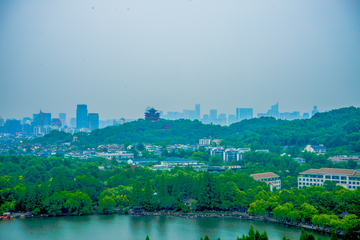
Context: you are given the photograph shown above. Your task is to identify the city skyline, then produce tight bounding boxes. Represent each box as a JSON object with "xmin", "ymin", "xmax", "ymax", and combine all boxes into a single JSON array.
[{"xmin": 1, "ymin": 0, "xmax": 359, "ymax": 120}]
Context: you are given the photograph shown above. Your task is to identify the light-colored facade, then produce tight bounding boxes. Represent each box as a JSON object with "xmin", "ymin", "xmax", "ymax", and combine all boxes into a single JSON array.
[
  {"xmin": 224, "ymin": 148, "xmax": 238, "ymax": 162},
  {"xmin": 210, "ymin": 147, "xmax": 224, "ymax": 158},
  {"xmin": 304, "ymin": 144, "xmax": 326, "ymax": 154},
  {"xmin": 298, "ymin": 168, "xmax": 360, "ymax": 190},
  {"xmin": 96, "ymin": 151, "xmax": 134, "ymax": 161},
  {"xmin": 250, "ymin": 172, "xmax": 281, "ymax": 191},
  {"xmin": 328, "ymin": 155, "xmax": 360, "ymax": 164}
]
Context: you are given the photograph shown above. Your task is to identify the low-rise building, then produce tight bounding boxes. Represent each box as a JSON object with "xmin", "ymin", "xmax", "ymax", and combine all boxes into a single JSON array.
[
  {"xmin": 298, "ymin": 168, "xmax": 360, "ymax": 190},
  {"xmin": 294, "ymin": 157, "xmax": 306, "ymax": 165},
  {"xmin": 328, "ymin": 155, "xmax": 360, "ymax": 164},
  {"xmin": 304, "ymin": 144, "xmax": 326, "ymax": 154},
  {"xmin": 250, "ymin": 172, "xmax": 281, "ymax": 191},
  {"xmin": 96, "ymin": 151, "xmax": 134, "ymax": 161}
]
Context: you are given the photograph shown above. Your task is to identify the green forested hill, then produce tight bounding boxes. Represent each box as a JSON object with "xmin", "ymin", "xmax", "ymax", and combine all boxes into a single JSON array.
[
  {"xmin": 30, "ymin": 107, "xmax": 360, "ymax": 152},
  {"xmin": 239, "ymin": 106, "xmax": 360, "ymax": 151}
]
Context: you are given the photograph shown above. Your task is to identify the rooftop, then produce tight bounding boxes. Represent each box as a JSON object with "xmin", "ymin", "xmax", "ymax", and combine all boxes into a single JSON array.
[
  {"xmin": 250, "ymin": 172, "xmax": 279, "ymax": 180},
  {"xmin": 299, "ymin": 168, "xmax": 356, "ymax": 175}
]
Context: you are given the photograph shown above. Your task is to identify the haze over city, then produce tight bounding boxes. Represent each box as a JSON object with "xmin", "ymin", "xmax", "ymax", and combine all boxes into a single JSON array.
[{"xmin": 1, "ymin": 0, "xmax": 360, "ymax": 120}]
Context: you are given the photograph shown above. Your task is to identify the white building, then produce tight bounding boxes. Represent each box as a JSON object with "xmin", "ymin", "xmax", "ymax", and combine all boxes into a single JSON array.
[
  {"xmin": 210, "ymin": 147, "xmax": 224, "ymax": 158},
  {"xmin": 304, "ymin": 144, "xmax": 326, "ymax": 154},
  {"xmin": 96, "ymin": 151, "xmax": 134, "ymax": 161},
  {"xmin": 298, "ymin": 168, "xmax": 360, "ymax": 190},
  {"xmin": 250, "ymin": 172, "xmax": 281, "ymax": 191},
  {"xmin": 224, "ymin": 148, "xmax": 238, "ymax": 162}
]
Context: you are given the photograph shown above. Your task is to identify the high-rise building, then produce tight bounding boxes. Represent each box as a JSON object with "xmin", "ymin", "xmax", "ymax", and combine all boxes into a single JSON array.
[
  {"xmin": 195, "ymin": 104, "xmax": 200, "ymax": 120},
  {"xmin": 311, "ymin": 106, "xmax": 319, "ymax": 117},
  {"xmin": 183, "ymin": 110, "xmax": 190, "ymax": 119},
  {"xmin": 303, "ymin": 113, "xmax": 310, "ymax": 119},
  {"xmin": 210, "ymin": 109, "xmax": 217, "ymax": 122},
  {"xmin": 70, "ymin": 118, "xmax": 76, "ymax": 127},
  {"xmin": 34, "ymin": 111, "xmax": 51, "ymax": 126},
  {"xmin": 5, "ymin": 119, "xmax": 21, "ymax": 135},
  {"xmin": 228, "ymin": 115, "xmax": 237, "ymax": 125},
  {"xmin": 240, "ymin": 108, "xmax": 253, "ymax": 120},
  {"xmin": 218, "ymin": 114, "xmax": 227, "ymax": 126},
  {"xmin": 59, "ymin": 113, "xmax": 66, "ymax": 126},
  {"xmin": 76, "ymin": 104, "xmax": 88, "ymax": 129},
  {"xmin": 189, "ymin": 110, "xmax": 196, "ymax": 120},
  {"xmin": 0, "ymin": 117, "xmax": 4, "ymax": 126},
  {"xmin": 88, "ymin": 113, "xmax": 99, "ymax": 131}
]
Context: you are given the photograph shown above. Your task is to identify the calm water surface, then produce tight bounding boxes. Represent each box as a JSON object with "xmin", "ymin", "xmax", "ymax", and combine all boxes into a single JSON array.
[{"xmin": 0, "ymin": 215, "xmax": 330, "ymax": 240}]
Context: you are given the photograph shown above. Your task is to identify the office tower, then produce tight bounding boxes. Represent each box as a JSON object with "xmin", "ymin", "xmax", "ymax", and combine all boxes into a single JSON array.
[
  {"xmin": 32, "ymin": 114, "xmax": 38, "ymax": 122},
  {"xmin": 76, "ymin": 104, "xmax": 88, "ymax": 129},
  {"xmin": 0, "ymin": 117, "xmax": 4, "ymax": 126},
  {"xmin": 167, "ymin": 112, "xmax": 174, "ymax": 119},
  {"xmin": 51, "ymin": 118, "xmax": 62, "ymax": 127},
  {"xmin": 183, "ymin": 110, "xmax": 190, "ymax": 119},
  {"xmin": 210, "ymin": 109, "xmax": 217, "ymax": 122},
  {"xmin": 290, "ymin": 111, "xmax": 300, "ymax": 120},
  {"xmin": 228, "ymin": 115, "xmax": 237, "ymax": 125},
  {"xmin": 195, "ymin": 104, "xmax": 200, "ymax": 120},
  {"xmin": 236, "ymin": 108, "xmax": 240, "ymax": 121},
  {"xmin": 189, "ymin": 110, "xmax": 196, "ymax": 120},
  {"xmin": 263, "ymin": 103, "xmax": 279, "ymax": 118},
  {"xmin": 303, "ymin": 113, "xmax": 310, "ymax": 119},
  {"xmin": 218, "ymin": 114, "xmax": 227, "ymax": 126},
  {"xmin": 5, "ymin": 119, "xmax": 21, "ymax": 135},
  {"xmin": 173, "ymin": 112, "xmax": 180, "ymax": 119},
  {"xmin": 88, "ymin": 113, "xmax": 99, "ymax": 131},
  {"xmin": 59, "ymin": 113, "xmax": 66, "ymax": 126},
  {"xmin": 22, "ymin": 117, "xmax": 31, "ymax": 125},
  {"xmin": 70, "ymin": 118, "xmax": 76, "ymax": 127},
  {"xmin": 201, "ymin": 114, "xmax": 210, "ymax": 124},
  {"xmin": 22, "ymin": 122, "xmax": 33, "ymax": 134},
  {"xmin": 311, "ymin": 106, "xmax": 319, "ymax": 117},
  {"xmin": 240, "ymin": 108, "xmax": 253, "ymax": 120},
  {"xmin": 34, "ymin": 111, "xmax": 51, "ymax": 126}
]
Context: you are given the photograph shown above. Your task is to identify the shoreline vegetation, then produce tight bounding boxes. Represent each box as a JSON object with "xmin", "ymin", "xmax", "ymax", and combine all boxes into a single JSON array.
[{"xmin": 3, "ymin": 210, "xmax": 341, "ymax": 238}]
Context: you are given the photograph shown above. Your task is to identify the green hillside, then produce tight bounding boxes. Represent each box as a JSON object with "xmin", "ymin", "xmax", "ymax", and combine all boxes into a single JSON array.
[{"xmin": 29, "ymin": 107, "xmax": 360, "ymax": 153}]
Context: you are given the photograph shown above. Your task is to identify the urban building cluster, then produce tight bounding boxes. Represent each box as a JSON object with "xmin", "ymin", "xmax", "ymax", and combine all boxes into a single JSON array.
[
  {"xmin": 0, "ymin": 104, "xmax": 135, "ymax": 137},
  {"xmin": 161, "ymin": 103, "xmax": 319, "ymax": 126}
]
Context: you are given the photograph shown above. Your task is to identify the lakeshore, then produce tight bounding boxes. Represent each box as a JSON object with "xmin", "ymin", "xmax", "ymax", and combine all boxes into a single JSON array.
[
  {"xmin": 2, "ymin": 210, "xmax": 338, "ymax": 238},
  {"xmin": 0, "ymin": 214, "xmax": 331, "ymax": 240}
]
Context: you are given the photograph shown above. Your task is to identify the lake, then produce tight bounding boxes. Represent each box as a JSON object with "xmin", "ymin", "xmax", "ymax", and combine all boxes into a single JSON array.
[{"xmin": 0, "ymin": 215, "xmax": 331, "ymax": 240}]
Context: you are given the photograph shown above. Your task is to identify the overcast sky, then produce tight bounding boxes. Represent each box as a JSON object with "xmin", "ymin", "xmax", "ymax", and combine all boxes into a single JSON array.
[{"xmin": 0, "ymin": 0, "xmax": 359, "ymax": 120}]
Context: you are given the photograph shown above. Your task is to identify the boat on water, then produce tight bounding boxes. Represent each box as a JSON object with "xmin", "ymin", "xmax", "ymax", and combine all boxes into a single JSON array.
[{"xmin": 2, "ymin": 215, "xmax": 10, "ymax": 220}]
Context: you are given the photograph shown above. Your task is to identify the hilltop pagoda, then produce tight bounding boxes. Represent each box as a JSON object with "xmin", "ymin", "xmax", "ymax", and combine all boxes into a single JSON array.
[{"xmin": 145, "ymin": 107, "xmax": 160, "ymax": 121}]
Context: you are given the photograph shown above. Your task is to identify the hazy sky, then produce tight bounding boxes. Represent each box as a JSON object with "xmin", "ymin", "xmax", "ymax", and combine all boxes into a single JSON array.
[{"xmin": 1, "ymin": 0, "xmax": 359, "ymax": 120}]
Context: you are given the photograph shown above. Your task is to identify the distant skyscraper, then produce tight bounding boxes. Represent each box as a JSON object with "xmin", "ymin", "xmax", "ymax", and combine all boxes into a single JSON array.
[
  {"xmin": 5, "ymin": 119, "xmax": 21, "ymax": 135},
  {"xmin": 218, "ymin": 114, "xmax": 227, "ymax": 126},
  {"xmin": 195, "ymin": 104, "xmax": 200, "ymax": 120},
  {"xmin": 70, "ymin": 118, "xmax": 76, "ymax": 127},
  {"xmin": 32, "ymin": 114, "xmax": 38, "ymax": 122},
  {"xmin": 239, "ymin": 108, "xmax": 253, "ymax": 120},
  {"xmin": 34, "ymin": 111, "xmax": 51, "ymax": 126},
  {"xmin": 210, "ymin": 109, "xmax": 217, "ymax": 122},
  {"xmin": 189, "ymin": 110, "xmax": 196, "ymax": 120},
  {"xmin": 303, "ymin": 113, "xmax": 310, "ymax": 119},
  {"xmin": 76, "ymin": 104, "xmax": 88, "ymax": 129},
  {"xmin": 59, "ymin": 113, "xmax": 66, "ymax": 126},
  {"xmin": 228, "ymin": 115, "xmax": 237, "ymax": 125},
  {"xmin": 88, "ymin": 113, "xmax": 99, "ymax": 131},
  {"xmin": 311, "ymin": 106, "xmax": 319, "ymax": 117},
  {"xmin": 183, "ymin": 110, "xmax": 190, "ymax": 119},
  {"xmin": 0, "ymin": 117, "xmax": 4, "ymax": 126}
]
